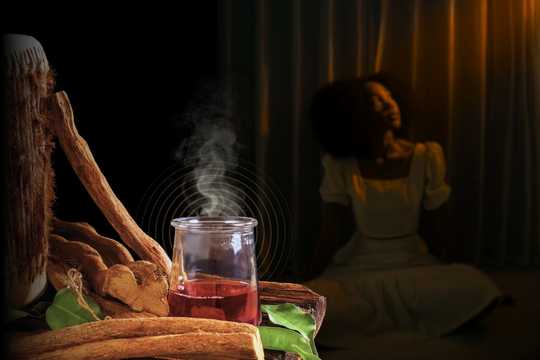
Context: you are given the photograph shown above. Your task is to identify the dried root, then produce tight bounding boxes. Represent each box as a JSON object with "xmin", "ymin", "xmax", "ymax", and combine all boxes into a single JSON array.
[
  {"xmin": 46, "ymin": 91, "xmax": 171, "ymax": 275},
  {"xmin": 48, "ymin": 234, "xmax": 169, "ymax": 316},
  {"xmin": 51, "ymin": 218, "xmax": 134, "ymax": 267}
]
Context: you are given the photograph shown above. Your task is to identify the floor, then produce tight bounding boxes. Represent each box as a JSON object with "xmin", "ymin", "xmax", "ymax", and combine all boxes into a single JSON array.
[{"xmin": 318, "ymin": 269, "xmax": 540, "ymax": 360}]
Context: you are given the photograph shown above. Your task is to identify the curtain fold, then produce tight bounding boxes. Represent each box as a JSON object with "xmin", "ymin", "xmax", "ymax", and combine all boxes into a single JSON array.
[{"xmin": 221, "ymin": 0, "xmax": 540, "ymax": 271}]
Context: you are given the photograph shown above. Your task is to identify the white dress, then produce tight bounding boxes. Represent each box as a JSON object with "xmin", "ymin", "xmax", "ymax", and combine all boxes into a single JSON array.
[{"xmin": 308, "ymin": 142, "xmax": 501, "ymax": 343}]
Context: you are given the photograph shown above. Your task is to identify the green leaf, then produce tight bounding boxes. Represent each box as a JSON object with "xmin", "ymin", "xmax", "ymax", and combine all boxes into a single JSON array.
[
  {"xmin": 6, "ymin": 309, "xmax": 30, "ymax": 324},
  {"xmin": 261, "ymin": 303, "xmax": 318, "ymax": 355},
  {"xmin": 258, "ymin": 326, "xmax": 321, "ymax": 360},
  {"xmin": 45, "ymin": 288, "xmax": 103, "ymax": 330}
]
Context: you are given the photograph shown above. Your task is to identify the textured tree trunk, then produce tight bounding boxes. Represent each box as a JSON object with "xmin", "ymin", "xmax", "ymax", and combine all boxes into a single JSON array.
[{"xmin": 4, "ymin": 35, "xmax": 55, "ymax": 307}]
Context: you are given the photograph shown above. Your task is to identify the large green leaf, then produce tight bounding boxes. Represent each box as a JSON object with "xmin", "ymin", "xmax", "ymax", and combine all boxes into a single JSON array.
[
  {"xmin": 261, "ymin": 303, "xmax": 318, "ymax": 355},
  {"xmin": 45, "ymin": 288, "xmax": 102, "ymax": 330},
  {"xmin": 258, "ymin": 326, "xmax": 321, "ymax": 360}
]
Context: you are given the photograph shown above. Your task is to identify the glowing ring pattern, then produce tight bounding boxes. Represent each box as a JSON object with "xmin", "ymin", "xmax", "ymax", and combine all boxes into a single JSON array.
[{"xmin": 136, "ymin": 160, "xmax": 292, "ymax": 280}]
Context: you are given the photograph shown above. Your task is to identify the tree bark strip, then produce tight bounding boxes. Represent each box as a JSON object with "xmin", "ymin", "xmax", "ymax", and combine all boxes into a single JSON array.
[
  {"xmin": 10, "ymin": 317, "xmax": 263, "ymax": 360},
  {"xmin": 259, "ymin": 281, "xmax": 326, "ymax": 335},
  {"xmin": 5, "ymin": 38, "xmax": 55, "ymax": 308},
  {"xmin": 12, "ymin": 333, "xmax": 264, "ymax": 360},
  {"xmin": 51, "ymin": 218, "xmax": 134, "ymax": 266},
  {"xmin": 46, "ymin": 91, "xmax": 171, "ymax": 275}
]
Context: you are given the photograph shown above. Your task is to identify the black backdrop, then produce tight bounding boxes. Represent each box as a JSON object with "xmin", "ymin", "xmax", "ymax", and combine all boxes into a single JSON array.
[{"xmin": 3, "ymin": 3, "xmax": 220, "ymax": 238}]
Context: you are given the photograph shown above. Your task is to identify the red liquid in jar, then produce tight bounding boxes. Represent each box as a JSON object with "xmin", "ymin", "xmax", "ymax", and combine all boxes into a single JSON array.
[{"xmin": 168, "ymin": 279, "xmax": 260, "ymax": 325}]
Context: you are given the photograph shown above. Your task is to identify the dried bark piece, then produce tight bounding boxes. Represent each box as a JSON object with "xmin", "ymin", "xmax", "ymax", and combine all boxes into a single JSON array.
[
  {"xmin": 49, "ymin": 234, "xmax": 108, "ymax": 289},
  {"xmin": 259, "ymin": 281, "xmax": 326, "ymax": 336},
  {"xmin": 48, "ymin": 237, "xmax": 168, "ymax": 316},
  {"xmin": 46, "ymin": 257, "xmax": 71, "ymax": 291},
  {"xmin": 13, "ymin": 333, "xmax": 264, "ymax": 360},
  {"xmin": 99, "ymin": 263, "xmax": 169, "ymax": 317},
  {"xmin": 127, "ymin": 260, "xmax": 160, "ymax": 282},
  {"xmin": 10, "ymin": 317, "xmax": 264, "ymax": 360},
  {"xmin": 258, "ymin": 282, "xmax": 327, "ymax": 360},
  {"xmin": 47, "ymin": 256, "xmax": 155, "ymax": 319},
  {"xmin": 96, "ymin": 265, "xmax": 138, "ymax": 303},
  {"xmin": 91, "ymin": 293, "xmax": 157, "ymax": 319},
  {"xmin": 51, "ymin": 218, "xmax": 134, "ymax": 267},
  {"xmin": 46, "ymin": 91, "xmax": 171, "ymax": 275},
  {"xmin": 5, "ymin": 34, "xmax": 55, "ymax": 308},
  {"xmin": 126, "ymin": 261, "xmax": 169, "ymax": 315}
]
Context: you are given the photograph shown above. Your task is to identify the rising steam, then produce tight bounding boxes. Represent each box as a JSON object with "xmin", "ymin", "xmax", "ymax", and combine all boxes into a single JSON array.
[{"xmin": 175, "ymin": 86, "xmax": 243, "ymax": 216}]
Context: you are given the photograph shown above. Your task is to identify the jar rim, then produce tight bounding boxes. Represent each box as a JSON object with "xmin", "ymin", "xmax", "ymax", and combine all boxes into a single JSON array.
[{"xmin": 171, "ymin": 216, "xmax": 258, "ymax": 231}]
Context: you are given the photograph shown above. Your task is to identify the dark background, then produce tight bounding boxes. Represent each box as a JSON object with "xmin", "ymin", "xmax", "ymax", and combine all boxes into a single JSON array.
[{"xmin": 2, "ymin": 3, "xmax": 221, "ymax": 237}]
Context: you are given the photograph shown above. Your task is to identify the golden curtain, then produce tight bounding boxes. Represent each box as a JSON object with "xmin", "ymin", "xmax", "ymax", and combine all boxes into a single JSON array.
[{"xmin": 221, "ymin": 0, "xmax": 540, "ymax": 269}]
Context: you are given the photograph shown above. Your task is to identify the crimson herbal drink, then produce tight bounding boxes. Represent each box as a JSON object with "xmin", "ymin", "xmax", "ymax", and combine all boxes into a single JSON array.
[
  {"xmin": 169, "ymin": 217, "xmax": 260, "ymax": 325},
  {"xmin": 168, "ymin": 278, "xmax": 260, "ymax": 325}
]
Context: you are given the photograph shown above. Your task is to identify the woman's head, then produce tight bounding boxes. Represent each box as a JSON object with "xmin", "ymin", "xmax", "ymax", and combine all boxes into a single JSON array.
[
  {"xmin": 364, "ymin": 80, "xmax": 401, "ymax": 130},
  {"xmin": 310, "ymin": 73, "xmax": 411, "ymax": 158}
]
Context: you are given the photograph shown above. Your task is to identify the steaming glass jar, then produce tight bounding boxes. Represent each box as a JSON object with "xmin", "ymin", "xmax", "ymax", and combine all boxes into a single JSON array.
[{"xmin": 168, "ymin": 217, "xmax": 260, "ymax": 325}]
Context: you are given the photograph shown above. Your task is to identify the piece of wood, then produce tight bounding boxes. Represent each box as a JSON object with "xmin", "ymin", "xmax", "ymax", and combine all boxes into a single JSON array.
[
  {"xmin": 92, "ymin": 292, "xmax": 157, "ymax": 319},
  {"xmin": 51, "ymin": 218, "xmax": 134, "ymax": 267},
  {"xmin": 259, "ymin": 281, "xmax": 326, "ymax": 335},
  {"xmin": 101, "ymin": 263, "xmax": 169, "ymax": 316},
  {"xmin": 46, "ymin": 257, "xmax": 71, "ymax": 291},
  {"xmin": 125, "ymin": 261, "xmax": 169, "ymax": 315},
  {"xmin": 46, "ymin": 91, "xmax": 171, "ymax": 275},
  {"xmin": 48, "ymin": 236, "xmax": 169, "ymax": 316},
  {"xmin": 47, "ymin": 258, "xmax": 155, "ymax": 319},
  {"xmin": 5, "ymin": 35, "xmax": 54, "ymax": 308},
  {"xmin": 47, "ymin": 256, "xmax": 160, "ymax": 318},
  {"xmin": 12, "ymin": 333, "xmax": 264, "ymax": 360},
  {"xmin": 9, "ymin": 317, "xmax": 264, "ymax": 360},
  {"xmin": 259, "ymin": 281, "xmax": 327, "ymax": 360},
  {"xmin": 49, "ymin": 234, "xmax": 108, "ymax": 288}
]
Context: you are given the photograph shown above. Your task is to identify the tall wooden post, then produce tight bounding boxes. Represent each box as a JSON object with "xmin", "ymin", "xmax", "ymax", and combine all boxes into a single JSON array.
[{"xmin": 4, "ymin": 34, "xmax": 55, "ymax": 307}]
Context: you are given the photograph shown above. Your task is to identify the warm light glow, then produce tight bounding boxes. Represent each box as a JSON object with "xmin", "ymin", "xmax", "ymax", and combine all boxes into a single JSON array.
[
  {"xmin": 327, "ymin": 0, "xmax": 335, "ymax": 81},
  {"xmin": 475, "ymin": 0, "xmax": 488, "ymax": 261},
  {"xmin": 356, "ymin": 0, "xmax": 363, "ymax": 75},
  {"xmin": 447, "ymin": 0, "xmax": 455, "ymax": 174},
  {"xmin": 411, "ymin": 0, "xmax": 420, "ymax": 91},
  {"xmin": 374, "ymin": 0, "xmax": 389, "ymax": 73}
]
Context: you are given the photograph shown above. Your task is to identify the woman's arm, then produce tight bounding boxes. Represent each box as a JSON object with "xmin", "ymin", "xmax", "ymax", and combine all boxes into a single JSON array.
[{"xmin": 304, "ymin": 202, "xmax": 353, "ymax": 280}]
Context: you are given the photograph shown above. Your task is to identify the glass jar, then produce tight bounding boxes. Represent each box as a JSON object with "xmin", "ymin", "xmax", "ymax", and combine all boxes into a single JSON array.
[{"xmin": 168, "ymin": 217, "xmax": 260, "ymax": 325}]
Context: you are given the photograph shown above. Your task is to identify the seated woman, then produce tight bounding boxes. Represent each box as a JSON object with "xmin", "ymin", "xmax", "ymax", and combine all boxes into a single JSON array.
[{"xmin": 305, "ymin": 74, "xmax": 502, "ymax": 345}]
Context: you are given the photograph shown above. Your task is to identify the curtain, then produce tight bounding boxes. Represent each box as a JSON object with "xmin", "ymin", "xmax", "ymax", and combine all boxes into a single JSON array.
[{"xmin": 220, "ymin": 0, "xmax": 540, "ymax": 271}]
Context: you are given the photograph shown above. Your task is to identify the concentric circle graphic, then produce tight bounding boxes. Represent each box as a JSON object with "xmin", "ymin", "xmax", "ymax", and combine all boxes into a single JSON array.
[{"xmin": 136, "ymin": 160, "xmax": 293, "ymax": 280}]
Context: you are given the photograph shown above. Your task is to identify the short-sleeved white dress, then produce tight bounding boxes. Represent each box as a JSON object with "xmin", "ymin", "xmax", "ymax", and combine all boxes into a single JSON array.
[{"xmin": 307, "ymin": 142, "xmax": 501, "ymax": 343}]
